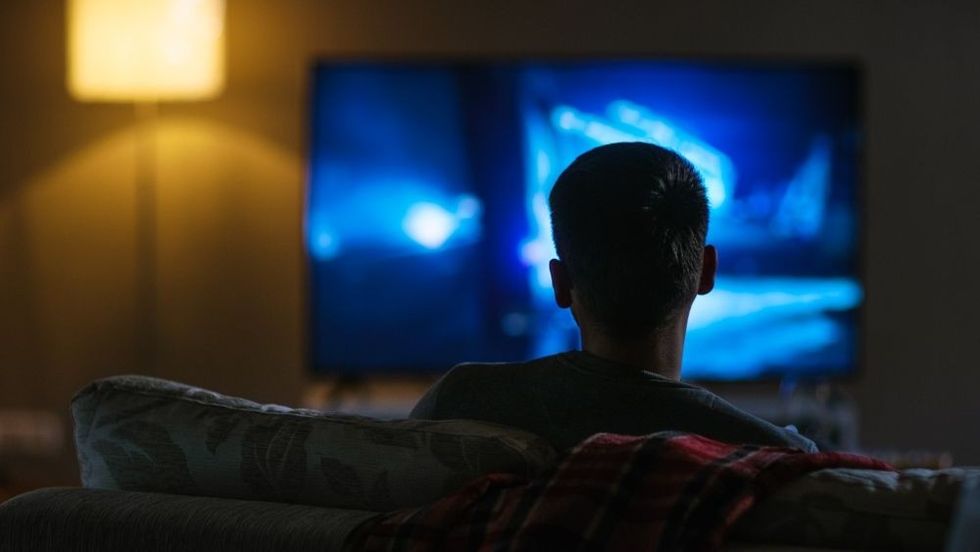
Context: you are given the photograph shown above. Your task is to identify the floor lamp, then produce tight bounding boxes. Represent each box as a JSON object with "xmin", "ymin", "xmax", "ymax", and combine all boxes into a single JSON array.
[{"xmin": 67, "ymin": 0, "xmax": 225, "ymax": 374}]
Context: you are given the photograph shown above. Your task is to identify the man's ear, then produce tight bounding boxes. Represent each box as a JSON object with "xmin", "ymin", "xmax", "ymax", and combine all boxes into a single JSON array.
[
  {"xmin": 549, "ymin": 259, "xmax": 573, "ymax": 309},
  {"xmin": 698, "ymin": 245, "xmax": 717, "ymax": 295}
]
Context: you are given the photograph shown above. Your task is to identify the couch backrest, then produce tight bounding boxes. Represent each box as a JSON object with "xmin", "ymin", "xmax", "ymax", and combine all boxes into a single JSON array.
[
  {"xmin": 733, "ymin": 466, "xmax": 980, "ymax": 550},
  {"xmin": 72, "ymin": 375, "xmax": 557, "ymax": 511}
]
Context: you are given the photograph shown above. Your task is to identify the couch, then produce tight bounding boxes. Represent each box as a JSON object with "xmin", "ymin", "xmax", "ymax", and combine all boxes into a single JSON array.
[{"xmin": 1, "ymin": 375, "xmax": 977, "ymax": 551}]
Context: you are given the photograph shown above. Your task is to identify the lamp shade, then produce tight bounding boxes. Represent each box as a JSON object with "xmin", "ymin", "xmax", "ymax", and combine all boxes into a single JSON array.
[{"xmin": 68, "ymin": 0, "xmax": 225, "ymax": 101}]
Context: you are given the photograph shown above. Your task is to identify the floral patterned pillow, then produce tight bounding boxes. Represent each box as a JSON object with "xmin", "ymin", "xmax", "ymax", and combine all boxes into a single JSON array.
[{"xmin": 72, "ymin": 376, "xmax": 557, "ymax": 512}]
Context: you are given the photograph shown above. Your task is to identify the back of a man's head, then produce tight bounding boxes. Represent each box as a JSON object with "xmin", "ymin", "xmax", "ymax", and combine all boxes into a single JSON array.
[{"xmin": 549, "ymin": 142, "xmax": 709, "ymax": 337}]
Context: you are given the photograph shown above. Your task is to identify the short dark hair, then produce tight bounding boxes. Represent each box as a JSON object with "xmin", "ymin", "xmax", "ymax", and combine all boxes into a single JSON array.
[{"xmin": 549, "ymin": 142, "xmax": 709, "ymax": 336}]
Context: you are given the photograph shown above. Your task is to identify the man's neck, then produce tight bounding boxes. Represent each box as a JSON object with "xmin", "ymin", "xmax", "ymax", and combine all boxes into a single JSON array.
[{"xmin": 579, "ymin": 322, "xmax": 687, "ymax": 380}]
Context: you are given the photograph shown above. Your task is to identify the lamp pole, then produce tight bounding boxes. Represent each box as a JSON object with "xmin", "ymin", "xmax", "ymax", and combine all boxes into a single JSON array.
[
  {"xmin": 134, "ymin": 101, "xmax": 159, "ymax": 374},
  {"xmin": 67, "ymin": 0, "xmax": 225, "ymax": 375}
]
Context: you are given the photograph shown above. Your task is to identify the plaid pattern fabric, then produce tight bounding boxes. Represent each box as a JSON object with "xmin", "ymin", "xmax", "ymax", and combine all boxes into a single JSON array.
[{"xmin": 352, "ymin": 431, "xmax": 892, "ymax": 551}]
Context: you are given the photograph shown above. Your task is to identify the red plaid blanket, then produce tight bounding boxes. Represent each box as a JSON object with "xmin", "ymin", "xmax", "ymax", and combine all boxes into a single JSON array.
[{"xmin": 352, "ymin": 431, "xmax": 892, "ymax": 551}]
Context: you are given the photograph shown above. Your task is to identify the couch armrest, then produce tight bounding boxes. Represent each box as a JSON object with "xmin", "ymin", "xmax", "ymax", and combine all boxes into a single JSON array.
[{"xmin": 0, "ymin": 487, "xmax": 378, "ymax": 552}]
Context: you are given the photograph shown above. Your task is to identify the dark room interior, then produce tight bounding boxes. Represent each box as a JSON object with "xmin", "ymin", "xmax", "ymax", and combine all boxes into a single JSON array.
[{"xmin": 1, "ymin": 1, "xmax": 979, "ymax": 549}]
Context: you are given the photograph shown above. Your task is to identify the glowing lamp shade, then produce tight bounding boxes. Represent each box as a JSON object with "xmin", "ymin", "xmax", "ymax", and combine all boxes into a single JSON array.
[{"xmin": 68, "ymin": 0, "xmax": 225, "ymax": 101}]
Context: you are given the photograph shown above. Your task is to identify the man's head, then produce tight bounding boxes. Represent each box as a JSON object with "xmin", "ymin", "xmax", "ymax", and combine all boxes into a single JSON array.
[{"xmin": 548, "ymin": 142, "xmax": 716, "ymax": 338}]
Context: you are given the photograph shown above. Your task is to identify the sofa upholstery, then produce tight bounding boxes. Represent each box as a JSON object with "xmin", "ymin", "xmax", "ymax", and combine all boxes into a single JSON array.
[
  {"xmin": 72, "ymin": 375, "xmax": 556, "ymax": 511},
  {"xmin": 1, "ymin": 375, "xmax": 977, "ymax": 551},
  {"xmin": 732, "ymin": 467, "xmax": 975, "ymax": 549},
  {"xmin": 0, "ymin": 487, "xmax": 899, "ymax": 552},
  {"xmin": 0, "ymin": 487, "xmax": 376, "ymax": 552}
]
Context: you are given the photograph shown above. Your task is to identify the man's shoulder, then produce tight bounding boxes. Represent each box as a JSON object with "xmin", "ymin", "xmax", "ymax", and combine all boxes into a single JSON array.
[
  {"xmin": 410, "ymin": 354, "xmax": 565, "ymax": 420},
  {"xmin": 450, "ymin": 352, "xmax": 567, "ymax": 373},
  {"xmin": 439, "ymin": 353, "xmax": 567, "ymax": 385}
]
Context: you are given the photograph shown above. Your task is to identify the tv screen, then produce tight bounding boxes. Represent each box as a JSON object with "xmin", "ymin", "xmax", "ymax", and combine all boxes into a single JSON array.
[{"xmin": 307, "ymin": 59, "xmax": 863, "ymax": 381}]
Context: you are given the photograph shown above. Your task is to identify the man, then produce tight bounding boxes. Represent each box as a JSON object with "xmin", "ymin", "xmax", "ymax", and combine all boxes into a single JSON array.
[{"xmin": 410, "ymin": 142, "xmax": 817, "ymax": 453}]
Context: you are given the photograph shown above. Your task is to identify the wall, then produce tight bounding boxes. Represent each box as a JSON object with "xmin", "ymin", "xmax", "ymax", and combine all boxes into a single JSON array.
[{"xmin": 1, "ymin": 0, "xmax": 978, "ymax": 473}]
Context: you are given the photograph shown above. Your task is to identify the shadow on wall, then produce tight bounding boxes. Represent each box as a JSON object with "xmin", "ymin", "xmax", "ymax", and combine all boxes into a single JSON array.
[{"xmin": 1, "ymin": 115, "xmax": 304, "ymax": 415}]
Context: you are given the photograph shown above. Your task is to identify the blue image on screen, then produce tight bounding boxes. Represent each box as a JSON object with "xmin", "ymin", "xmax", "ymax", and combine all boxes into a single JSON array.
[{"xmin": 307, "ymin": 60, "xmax": 862, "ymax": 381}]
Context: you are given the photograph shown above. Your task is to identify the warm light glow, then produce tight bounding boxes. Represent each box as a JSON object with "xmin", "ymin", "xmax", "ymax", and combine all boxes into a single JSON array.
[{"xmin": 68, "ymin": 0, "xmax": 225, "ymax": 101}]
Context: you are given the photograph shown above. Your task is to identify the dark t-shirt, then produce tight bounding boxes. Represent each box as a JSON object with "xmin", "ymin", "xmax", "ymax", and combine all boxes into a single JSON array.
[{"xmin": 410, "ymin": 351, "xmax": 817, "ymax": 453}]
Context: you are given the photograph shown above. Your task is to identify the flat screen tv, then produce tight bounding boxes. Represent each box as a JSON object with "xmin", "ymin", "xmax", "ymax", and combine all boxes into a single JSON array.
[{"xmin": 306, "ymin": 59, "xmax": 863, "ymax": 381}]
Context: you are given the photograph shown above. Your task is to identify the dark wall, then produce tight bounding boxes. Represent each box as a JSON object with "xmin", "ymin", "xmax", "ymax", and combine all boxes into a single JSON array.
[{"xmin": 1, "ymin": 0, "xmax": 978, "ymax": 464}]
